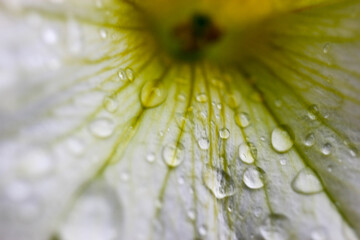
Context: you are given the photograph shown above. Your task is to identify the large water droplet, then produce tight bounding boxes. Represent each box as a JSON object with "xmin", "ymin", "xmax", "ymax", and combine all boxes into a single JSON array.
[
  {"xmin": 291, "ymin": 168, "xmax": 323, "ymax": 195},
  {"xmin": 198, "ymin": 137, "xmax": 210, "ymax": 150},
  {"xmin": 203, "ymin": 166, "xmax": 236, "ymax": 199},
  {"xmin": 59, "ymin": 181, "xmax": 122, "ymax": 240},
  {"xmin": 219, "ymin": 128, "xmax": 230, "ymax": 139},
  {"xmin": 243, "ymin": 166, "xmax": 264, "ymax": 189},
  {"xmin": 239, "ymin": 142, "xmax": 257, "ymax": 164},
  {"xmin": 259, "ymin": 214, "xmax": 291, "ymax": 240},
  {"xmin": 271, "ymin": 126, "xmax": 294, "ymax": 153},
  {"xmin": 235, "ymin": 112, "xmax": 251, "ymax": 128},
  {"xmin": 103, "ymin": 96, "xmax": 118, "ymax": 113},
  {"xmin": 140, "ymin": 80, "xmax": 167, "ymax": 108},
  {"xmin": 162, "ymin": 143, "xmax": 185, "ymax": 167},
  {"xmin": 89, "ymin": 118, "xmax": 115, "ymax": 138}
]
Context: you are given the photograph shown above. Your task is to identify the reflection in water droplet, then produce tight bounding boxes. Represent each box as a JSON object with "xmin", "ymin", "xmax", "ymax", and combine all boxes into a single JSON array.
[
  {"xmin": 304, "ymin": 133, "xmax": 315, "ymax": 147},
  {"xmin": 118, "ymin": 69, "xmax": 127, "ymax": 81},
  {"xmin": 146, "ymin": 152, "xmax": 155, "ymax": 163},
  {"xmin": 271, "ymin": 126, "xmax": 294, "ymax": 153},
  {"xmin": 99, "ymin": 28, "xmax": 107, "ymax": 39},
  {"xmin": 103, "ymin": 96, "xmax": 118, "ymax": 113},
  {"xmin": 239, "ymin": 142, "xmax": 257, "ymax": 164},
  {"xmin": 19, "ymin": 149, "xmax": 53, "ymax": 177},
  {"xmin": 243, "ymin": 167, "xmax": 264, "ymax": 189},
  {"xmin": 89, "ymin": 118, "xmax": 115, "ymax": 138},
  {"xmin": 198, "ymin": 137, "xmax": 210, "ymax": 150},
  {"xmin": 321, "ymin": 143, "xmax": 332, "ymax": 156},
  {"xmin": 59, "ymin": 182, "xmax": 122, "ymax": 240},
  {"xmin": 140, "ymin": 80, "xmax": 167, "ymax": 108},
  {"xmin": 125, "ymin": 67, "xmax": 135, "ymax": 82},
  {"xmin": 203, "ymin": 166, "xmax": 236, "ymax": 199},
  {"xmin": 162, "ymin": 143, "xmax": 185, "ymax": 167},
  {"xmin": 199, "ymin": 225, "xmax": 207, "ymax": 236},
  {"xmin": 291, "ymin": 168, "xmax": 323, "ymax": 195},
  {"xmin": 323, "ymin": 43, "xmax": 330, "ymax": 54},
  {"xmin": 310, "ymin": 227, "xmax": 328, "ymax": 240},
  {"xmin": 307, "ymin": 105, "xmax": 319, "ymax": 121},
  {"xmin": 259, "ymin": 214, "xmax": 291, "ymax": 240},
  {"xmin": 235, "ymin": 112, "xmax": 251, "ymax": 128},
  {"xmin": 196, "ymin": 93, "xmax": 208, "ymax": 103},
  {"xmin": 219, "ymin": 128, "xmax": 230, "ymax": 139}
]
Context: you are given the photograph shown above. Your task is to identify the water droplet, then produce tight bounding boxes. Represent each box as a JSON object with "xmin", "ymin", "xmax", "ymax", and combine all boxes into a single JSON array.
[
  {"xmin": 42, "ymin": 27, "xmax": 58, "ymax": 45},
  {"xmin": 59, "ymin": 182, "xmax": 122, "ymax": 240},
  {"xmin": 187, "ymin": 209, "xmax": 196, "ymax": 220},
  {"xmin": 235, "ymin": 112, "xmax": 251, "ymax": 128},
  {"xmin": 125, "ymin": 67, "xmax": 135, "ymax": 82},
  {"xmin": 146, "ymin": 152, "xmax": 155, "ymax": 163},
  {"xmin": 323, "ymin": 43, "xmax": 330, "ymax": 54},
  {"xmin": 140, "ymin": 80, "xmax": 167, "ymax": 108},
  {"xmin": 117, "ymin": 68, "xmax": 127, "ymax": 81},
  {"xmin": 254, "ymin": 207, "xmax": 262, "ymax": 218},
  {"xmin": 19, "ymin": 149, "xmax": 53, "ymax": 177},
  {"xmin": 238, "ymin": 142, "xmax": 257, "ymax": 164},
  {"xmin": 219, "ymin": 128, "xmax": 230, "ymax": 139},
  {"xmin": 291, "ymin": 168, "xmax": 323, "ymax": 195},
  {"xmin": 89, "ymin": 118, "xmax": 115, "ymax": 138},
  {"xmin": 304, "ymin": 133, "xmax": 315, "ymax": 147},
  {"xmin": 259, "ymin": 214, "xmax": 291, "ymax": 240},
  {"xmin": 5, "ymin": 181, "xmax": 31, "ymax": 202},
  {"xmin": 121, "ymin": 172, "xmax": 129, "ymax": 182},
  {"xmin": 225, "ymin": 93, "xmax": 241, "ymax": 108},
  {"xmin": 310, "ymin": 227, "xmax": 328, "ymax": 240},
  {"xmin": 279, "ymin": 158, "xmax": 287, "ymax": 166},
  {"xmin": 99, "ymin": 28, "xmax": 108, "ymax": 39},
  {"xmin": 203, "ymin": 166, "xmax": 236, "ymax": 199},
  {"xmin": 321, "ymin": 143, "xmax": 332, "ymax": 156},
  {"xmin": 177, "ymin": 93, "xmax": 186, "ymax": 102},
  {"xmin": 162, "ymin": 143, "xmax": 185, "ymax": 167},
  {"xmin": 198, "ymin": 137, "xmax": 210, "ymax": 150},
  {"xmin": 196, "ymin": 93, "xmax": 208, "ymax": 103},
  {"xmin": 307, "ymin": 104, "xmax": 319, "ymax": 120},
  {"xmin": 199, "ymin": 225, "xmax": 207, "ymax": 236},
  {"xmin": 243, "ymin": 166, "xmax": 264, "ymax": 189},
  {"xmin": 66, "ymin": 138, "xmax": 85, "ymax": 156},
  {"xmin": 103, "ymin": 96, "xmax": 118, "ymax": 113},
  {"xmin": 271, "ymin": 126, "xmax": 294, "ymax": 153}
]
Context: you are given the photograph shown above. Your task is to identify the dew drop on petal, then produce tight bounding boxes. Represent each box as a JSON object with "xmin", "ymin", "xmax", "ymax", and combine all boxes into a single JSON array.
[
  {"xmin": 140, "ymin": 80, "xmax": 167, "ymax": 108},
  {"xmin": 203, "ymin": 166, "xmax": 236, "ymax": 199},
  {"xmin": 243, "ymin": 166, "xmax": 264, "ymax": 189},
  {"xmin": 219, "ymin": 128, "xmax": 230, "ymax": 139},
  {"xmin": 310, "ymin": 227, "xmax": 328, "ymax": 240},
  {"xmin": 59, "ymin": 182, "xmax": 122, "ymax": 240},
  {"xmin": 66, "ymin": 138, "xmax": 85, "ymax": 156},
  {"xmin": 271, "ymin": 126, "xmax": 294, "ymax": 153},
  {"xmin": 196, "ymin": 93, "xmax": 208, "ymax": 103},
  {"xmin": 198, "ymin": 137, "xmax": 210, "ymax": 150},
  {"xmin": 42, "ymin": 27, "xmax": 58, "ymax": 45},
  {"xmin": 291, "ymin": 168, "xmax": 323, "ymax": 195},
  {"xmin": 238, "ymin": 142, "xmax": 257, "ymax": 164},
  {"xmin": 307, "ymin": 104, "xmax": 319, "ymax": 121},
  {"xmin": 89, "ymin": 118, "xmax": 115, "ymax": 138},
  {"xmin": 323, "ymin": 43, "xmax": 331, "ymax": 54},
  {"xmin": 103, "ymin": 96, "xmax": 118, "ymax": 113},
  {"xmin": 321, "ymin": 143, "xmax": 332, "ymax": 156},
  {"xmin": 99, "ymin": 28, "xmax": 108, "ymax": 39},
  {"xmin": 259, "ymin": 214, "xmax": 291, "ymax": 240},
  {"xmin": 146, "ymin": 152, "xmax": 155, "ymax": 163},
  {"xmin": 162, "ymin": 143, "xmax": 185, "ymax": 168},
  {"xmin": 304, "ymin": 133, "xmax": 315, "ymax": 147},
  {"xmin": 125, "ymin": 67, "xmax": 135, "ymax": 82},
  {"xmin": 117, "ymin": 68, "xmax": 127, "ymax": 81},
  {"xmin": 198, "ymin": 225, "xmax": 207, "ymax": 236},
  {"xmin": 235, "ymin": 112, "xmax": 251, "ymax": 128}
]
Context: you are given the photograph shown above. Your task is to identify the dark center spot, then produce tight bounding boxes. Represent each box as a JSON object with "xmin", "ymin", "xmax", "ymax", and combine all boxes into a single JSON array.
[{"xmin": 173, "ymin": 14, "xmax": 222, "ymax": 59}]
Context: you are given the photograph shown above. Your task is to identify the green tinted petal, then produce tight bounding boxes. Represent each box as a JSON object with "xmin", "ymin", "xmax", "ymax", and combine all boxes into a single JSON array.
[{"xmin": 0, "ymin": 0, "xmax": 360, "ymax": 240}]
